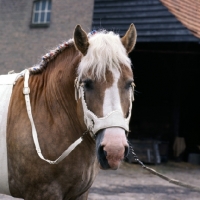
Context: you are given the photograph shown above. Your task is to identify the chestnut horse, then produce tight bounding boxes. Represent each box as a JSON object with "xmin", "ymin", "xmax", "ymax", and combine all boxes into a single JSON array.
[{"xmin": 1, "ymin": 24, "xmax": 137, "ymax": 199}]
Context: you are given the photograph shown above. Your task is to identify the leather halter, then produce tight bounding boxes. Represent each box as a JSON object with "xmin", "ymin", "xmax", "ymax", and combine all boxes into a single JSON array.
[
  {"xmin": 74, "ymin": 77, "xmax": 135, "ymax": 138},
  {"xmin": 23, "ymin": 69, "xmax": 135, "ymax": 164}
]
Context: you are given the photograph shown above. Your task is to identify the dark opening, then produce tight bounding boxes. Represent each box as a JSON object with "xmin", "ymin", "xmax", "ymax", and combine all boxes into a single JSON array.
[{"xmin": 128, "ymin": 42, "xmax": 200, "ymax": 161}]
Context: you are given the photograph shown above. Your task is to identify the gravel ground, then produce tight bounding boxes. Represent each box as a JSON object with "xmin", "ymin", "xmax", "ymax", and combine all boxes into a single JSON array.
[
  {"xmin": 1, "ymin": 161, "xmax": 200, "ymax": 200},
  {"xmin": 89, "ymin": 161, "xmax": 200, "ymax": 200}
]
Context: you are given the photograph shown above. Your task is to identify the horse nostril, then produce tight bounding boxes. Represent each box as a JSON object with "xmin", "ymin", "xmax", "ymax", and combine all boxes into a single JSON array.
[
  {"xmin": 124, "ymin": 146, "xmax": 129, "ymax": 157},
  {"xmin": 100, "ymin": 146, "xmax": 107, "ymax": 157},
  {"xmin": 103, "ymin": 150, "xmax": 107, "ymax": 157},
  {"xmin": 98, "ymin": 145, "xmax": 106, "ymax": 158}
]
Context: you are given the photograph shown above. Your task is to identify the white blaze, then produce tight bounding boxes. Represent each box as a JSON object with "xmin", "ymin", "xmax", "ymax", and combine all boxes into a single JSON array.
[{"xmin": 103, "ymin": 69, "xmax": 122, "ymax": 116}]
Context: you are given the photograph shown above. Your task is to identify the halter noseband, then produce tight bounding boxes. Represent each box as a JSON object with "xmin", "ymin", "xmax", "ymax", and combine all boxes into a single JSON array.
[{"xmin": 74, "ymin": 77, "xmax": 135, "ymax": 138}]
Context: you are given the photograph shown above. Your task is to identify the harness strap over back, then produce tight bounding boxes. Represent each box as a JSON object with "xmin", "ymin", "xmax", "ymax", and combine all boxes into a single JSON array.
[{"xmin": 0, "ymin": 72, "xmax": 21, "ymax": 195}]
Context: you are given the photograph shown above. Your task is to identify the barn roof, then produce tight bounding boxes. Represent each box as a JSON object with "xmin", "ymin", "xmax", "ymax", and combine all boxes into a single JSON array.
[
  {"xmin": 92, "ymin": 0, "xmax": 200, "ymax": 42},
  {"xmin": 160, "ymin": 0, "xmax": 200, "ymax": 39}
]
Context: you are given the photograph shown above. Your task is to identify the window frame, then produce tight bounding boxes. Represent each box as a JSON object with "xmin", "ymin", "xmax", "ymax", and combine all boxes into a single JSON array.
[{"xmin": 30, "ymin": 0, "xmax": 52, "ymax": 28}]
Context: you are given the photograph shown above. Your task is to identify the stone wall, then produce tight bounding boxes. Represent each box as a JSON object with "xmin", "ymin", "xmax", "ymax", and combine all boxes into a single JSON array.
[{"xmin": 0, "ymin": 0, "xmax": 94, "ymax": 74}]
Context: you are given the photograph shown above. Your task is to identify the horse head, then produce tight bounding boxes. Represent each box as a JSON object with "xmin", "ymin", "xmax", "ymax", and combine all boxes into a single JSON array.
[{"xmin": 74, "ymin": 24, "xmax": 137, "ymax": 170}]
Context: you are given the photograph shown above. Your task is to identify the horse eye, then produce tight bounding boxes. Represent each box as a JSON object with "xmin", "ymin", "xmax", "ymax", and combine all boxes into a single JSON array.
[
  {"xmin": 83, "ymin": 79, "xmax": 93, "ymax": 90},
  {"xmin": 125, "ymin": 80, "xmax": 134, "ymax": 90}
]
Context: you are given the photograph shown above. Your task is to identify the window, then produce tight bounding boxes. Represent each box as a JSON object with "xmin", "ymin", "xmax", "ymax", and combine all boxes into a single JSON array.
[{"xmin": 31, "ymin": 0, "xmax": 52, "ymax": 27}]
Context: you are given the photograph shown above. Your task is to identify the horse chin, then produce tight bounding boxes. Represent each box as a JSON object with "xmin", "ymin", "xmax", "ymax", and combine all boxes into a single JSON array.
[{"xmin": 96, "ymin": 128, "xmax": 129, "ymax": 170}]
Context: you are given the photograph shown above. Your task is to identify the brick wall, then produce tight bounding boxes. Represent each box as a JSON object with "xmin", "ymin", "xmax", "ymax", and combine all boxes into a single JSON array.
[{"xmin": 0, "ymin": 0, "xmax": 94, "ymax": 74}]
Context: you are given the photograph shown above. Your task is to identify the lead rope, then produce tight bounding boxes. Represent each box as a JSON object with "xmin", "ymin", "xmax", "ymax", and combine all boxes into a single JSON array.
[{"xmin": 129, "ymin": 144, "xmax": 200, "ymax": 192}]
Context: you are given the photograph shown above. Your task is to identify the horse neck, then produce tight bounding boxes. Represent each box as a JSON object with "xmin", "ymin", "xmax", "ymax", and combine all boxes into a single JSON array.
[
  {"xmin": 46, "ymin": 45, "xmax": 80, "ymax": 103},
  {"xmin": 30, "ymin": 45, "xmax": 86, "ymax": 138}
]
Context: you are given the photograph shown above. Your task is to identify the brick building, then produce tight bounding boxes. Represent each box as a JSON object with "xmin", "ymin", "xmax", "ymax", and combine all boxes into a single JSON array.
[{"xmin": 0, "ymin": 0, "xmax": 94, "ymax": 74}]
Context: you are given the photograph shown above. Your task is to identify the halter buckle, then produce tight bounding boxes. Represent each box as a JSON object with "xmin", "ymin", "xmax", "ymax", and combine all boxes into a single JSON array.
[
  {"xmin": 131, "ymin": 82, "xmax": 136, "ymax": 101},
  {"xmin": 74, "ymin": 77, "xmax": 82, "ymax": 101},
  {"xmin": 23, "ymin": 87, "xmax": 30, "ymax": 95}
]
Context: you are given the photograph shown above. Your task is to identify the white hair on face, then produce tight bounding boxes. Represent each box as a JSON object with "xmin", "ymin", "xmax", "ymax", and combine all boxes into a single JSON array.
[
  {"xmin": 77, "ymin": 31, "xmax": 132, "ymax": 80},
  {"xmin": 103, "ymin": 69, "xmax": 122, "ymax": 116}
]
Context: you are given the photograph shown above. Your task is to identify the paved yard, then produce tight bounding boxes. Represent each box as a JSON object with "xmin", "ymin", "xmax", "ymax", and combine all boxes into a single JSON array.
[
  {"xmin": 88, "ymin": 161, "xmax": 200, "ymax": 200},
  {"xmin": 1, "ymin": 161, "xmax": 200, "ymax": 200}
]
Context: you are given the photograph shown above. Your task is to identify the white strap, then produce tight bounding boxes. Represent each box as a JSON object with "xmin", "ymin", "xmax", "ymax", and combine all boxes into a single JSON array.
[
  {"xmin": 23, "ymin": 69, "xmax": 83, "ymax": 164},
  {"xmin": 78, "ymin": 82, "xmax": 133, "ymax": 136}
]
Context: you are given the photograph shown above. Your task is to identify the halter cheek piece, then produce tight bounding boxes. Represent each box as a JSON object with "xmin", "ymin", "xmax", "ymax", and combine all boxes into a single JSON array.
[
  {"xmin": 23, "ymin": 70, "xmax": 135, "ymax": 164},
  {"xmin": 74, "ymin": 77, "xmax": 135, "ymax": 138}
]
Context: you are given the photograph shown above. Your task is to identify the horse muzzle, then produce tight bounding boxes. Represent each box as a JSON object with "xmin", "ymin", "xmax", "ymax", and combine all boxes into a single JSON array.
[{"xmin": 96, "ymin": 128, "xmax": 129, "ymax": 170}]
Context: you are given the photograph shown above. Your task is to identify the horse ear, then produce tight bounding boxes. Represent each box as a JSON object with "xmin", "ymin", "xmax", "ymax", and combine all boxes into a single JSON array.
[
  {"xmin": 121, "ymin": 23, "xmax": 137, "ymax": 54},
  {"xmin": 74, "ymin": 25, "xmax": 89, "ymax": 56}
]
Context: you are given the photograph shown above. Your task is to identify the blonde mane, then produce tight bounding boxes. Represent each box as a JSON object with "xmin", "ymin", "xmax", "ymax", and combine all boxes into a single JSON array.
[
  {"xmin": 77, "ymin": 31, "xmax": 132, "ymax": 80},
  {"xmin": 29, "ymin": 30, "xmax": 131, "ymax": 78}
]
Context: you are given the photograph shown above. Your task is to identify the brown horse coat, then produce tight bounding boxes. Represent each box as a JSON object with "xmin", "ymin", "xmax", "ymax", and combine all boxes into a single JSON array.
[{"xmin": 4, "ymin": 24, "xmax": 136, "ymax": 200}]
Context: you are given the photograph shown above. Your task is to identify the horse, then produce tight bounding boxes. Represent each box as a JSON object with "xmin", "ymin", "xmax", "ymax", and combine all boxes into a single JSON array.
[{"xmin": 0, "ymin": 23, "xmax": 137, "ymax": 199}]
